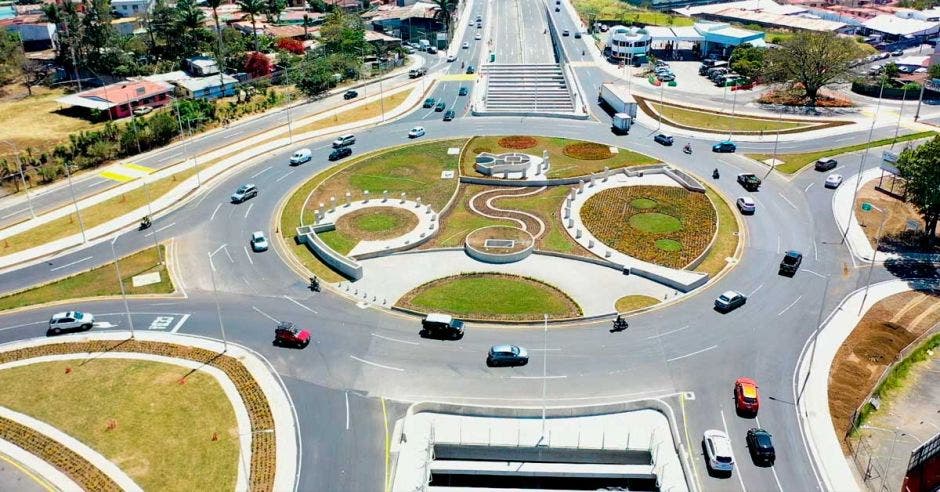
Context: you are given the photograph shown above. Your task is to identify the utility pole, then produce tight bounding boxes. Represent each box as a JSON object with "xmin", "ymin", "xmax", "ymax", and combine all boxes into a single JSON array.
[
  {"xmin": 63, "ymin": 161, "xmax": 86, "ymax": 243},
  {"xmin": 798, "ymin": 274, "xmax": 830, "ymax": 405},
  {"xmin": 540, "ymin": 313, "xmax": 548, "ymax": 442},
  {"xmin": 111, "ymin": 236, "xmax": 135, "ymax": 339},
  {"xmin": 842, "ymin": 78, "xmax": 886, "ymax": 244},
  {"xmin": 0, "ymin": 140, "xmax": 35, "ymax": 218},
  {"xmin": 208, "ymin": 251, "xmax": 228, "ymax": 353},
  {"xmin": 858, "ymin": 202, "xmax": 888, "ymax": 315}
]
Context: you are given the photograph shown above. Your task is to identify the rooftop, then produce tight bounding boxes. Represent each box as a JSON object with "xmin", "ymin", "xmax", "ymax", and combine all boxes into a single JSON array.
[
  {"xmin": 56, "ymin": 80, "xmax": 174, "ymax": 110},
  {"xmin": 863, "ymin": 14, "xmax": 940, "ymax": 36}
]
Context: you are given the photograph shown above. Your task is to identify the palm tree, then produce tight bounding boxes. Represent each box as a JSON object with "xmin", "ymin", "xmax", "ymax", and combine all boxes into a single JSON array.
[
  {"xmin": 238, "ymin": 0, "xmax": 266, "ymax": 51},
  {"xmin": 204, "ymin": 0, "xmax": 227, "ymax": 88},
  {"xmin": 432, "ymin": 0, "xmax": 455, "ymax": 39}
]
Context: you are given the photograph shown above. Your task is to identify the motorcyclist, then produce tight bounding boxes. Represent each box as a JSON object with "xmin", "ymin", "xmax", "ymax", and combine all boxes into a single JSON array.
[
  {"xmin": 309, "ymin": 276, "xmax": 320, "ymax": 292},
  {"xmin": 140, "ymin": 215, "xmax": 151, "ymax": 229},
  {"xmin": 612, "ymin": 315, "xmax": 627, "ymax": 331},
  {"xmin": 712, "ymin": 168, "xmax": 720, "ymax": 179},
  {"xmin": 683, "ymin": 143, "xmax": 692, "ymax": 154}
]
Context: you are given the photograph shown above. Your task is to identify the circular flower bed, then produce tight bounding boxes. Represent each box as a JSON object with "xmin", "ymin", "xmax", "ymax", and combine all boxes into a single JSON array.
[
  {"xmin": 334, "ymin": 207, "xmax": 419, "ymax": 241},
  {"xmin": 562, "ymin": 142, "xmax": 613, "ymax": 160},
  {"xmin": 497, "ymin": 136, "xmax": 538, "ymax": 149}
]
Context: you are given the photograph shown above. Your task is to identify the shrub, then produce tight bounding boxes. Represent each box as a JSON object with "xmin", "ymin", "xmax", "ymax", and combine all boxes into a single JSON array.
[
  {"xmin": 563, "ymin": 142, "xmax": 613, "ymax": 160},
  {"xmin": 497, "ymin": 136, "xmax": 538, "ymax": 149},
  {"xmin": 244, "ymin": 52, "xmax": 273, "ymax": 79},
  {"xmin": 276, "ymin": 38, "xmax": 305, "ymax": 55}
]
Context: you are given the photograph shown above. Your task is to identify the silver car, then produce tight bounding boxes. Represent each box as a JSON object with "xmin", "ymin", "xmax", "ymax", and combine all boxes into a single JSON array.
[
  {"xmin": 736, "ymin": 197, "xmax": 756, "ymax": 214},
  {"xmin": 703, "ymin": 429, "xmax": 735, "ymax": 473},
  {"xmin": 486, "ymin": 345, "xmax": 529, "ymax": 366},
  {"xmin": 250, "ymin": 231, "xmax": 269, "ymax": 252},
  {"xmin": 48, "ymin": 311, "xmax": 95, "ymax": 336}
]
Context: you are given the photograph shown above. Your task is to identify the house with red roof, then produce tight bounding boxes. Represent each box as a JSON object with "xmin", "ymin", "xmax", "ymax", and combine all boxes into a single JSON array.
[{"xmin": 56, "ymin": 80, "xmax": 174, "ymax": 119}]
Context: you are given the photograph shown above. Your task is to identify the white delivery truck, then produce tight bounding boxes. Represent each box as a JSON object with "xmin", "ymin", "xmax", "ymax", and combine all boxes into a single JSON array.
[
  {"xmin": 598, "ymin": 83, "xmax": 638, "ymax": 118},
  {"xmin": 611, "ymin": 113, "xmax": 632, "ymax": 135}
]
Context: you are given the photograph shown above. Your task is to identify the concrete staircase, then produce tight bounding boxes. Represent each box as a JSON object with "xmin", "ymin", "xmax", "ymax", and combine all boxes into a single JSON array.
[{"xmin": 479, "ymin": 64, "xmax": 576, "ymax": 114}]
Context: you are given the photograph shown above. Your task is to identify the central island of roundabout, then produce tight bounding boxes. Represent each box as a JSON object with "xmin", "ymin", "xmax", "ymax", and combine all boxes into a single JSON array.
[{"xmin": 279, "ymin": 136, "xmax": 740, "ymax": 322}]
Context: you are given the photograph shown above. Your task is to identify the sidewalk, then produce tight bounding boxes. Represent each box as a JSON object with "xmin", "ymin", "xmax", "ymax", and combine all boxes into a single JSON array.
[
  {"xmin": 795, "ymin": 278, "xmax": 940, "ymax": 492},
  {"xmin": 0, "ymin": 76, "xmax": 432, "ymax": 271}
]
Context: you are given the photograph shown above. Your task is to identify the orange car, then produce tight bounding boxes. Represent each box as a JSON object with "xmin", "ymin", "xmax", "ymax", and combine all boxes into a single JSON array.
[{"xmin": 734, "ymin": 377, "xmax": 760, "ymax": 415}]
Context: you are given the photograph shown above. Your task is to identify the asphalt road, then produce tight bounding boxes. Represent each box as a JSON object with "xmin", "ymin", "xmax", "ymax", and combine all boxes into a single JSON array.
[{"xmin": 0, "ymin": 2, "xmax": 936, "ymax": 491}]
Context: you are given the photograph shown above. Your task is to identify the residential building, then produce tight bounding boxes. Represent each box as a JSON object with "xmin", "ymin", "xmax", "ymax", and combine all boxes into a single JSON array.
[
  {"xmin": 1, "ymin": 16, "xmax": 56, "ymax": 51},
  {"xmin": 111, "ymin": 0, "xmax": 154, "ymax": 17},
  {"xmin": 184, "ymin": 55, "xmax": 220, "ymax": 77},
  {"xmin": 142, "ymin": 71, "xmax": 239, "ymax": 100},
  {"xmin": 56, "ymin": 80, "xmax": 173, "ymax": 119},
  {"xmin": 862, "ymin": 13, "xmax": 940, "ymax": 45}
]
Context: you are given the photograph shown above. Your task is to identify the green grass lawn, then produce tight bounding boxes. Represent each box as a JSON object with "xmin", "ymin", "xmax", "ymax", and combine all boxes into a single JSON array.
[
  {"xmin": 498, "ymin": 186, "xmax": 586, "ymax": 255},
  {"xmin": 630, "ymin": 212, "xmax": 682, "ymax": 234},
  {"xmin": 615, "ymin": 295, "xmax": 660, "ymax": 312},
  {"xmin": 0, "ymin": 359, "xmax": 238, "ymax": 491},
  {"xmin": 398, "ymin": 273, "xmax": 581, "ymax": 320},
  {"xmin": 423, "ymin": 185, "xmax": 511, "ymax": 248},
  {"xmin": 648, "ymin": 102, "xmax": 814, "ymax": 133},
  {"xmin": 0, "ymin": 246, "xmax": 171, "ymax": 311},
  {"xmin": 573, "ymin": 0, "xmax": 694, "ymax": 26},
  {"xmin": 694, "ymin": 185, "xmax": 739, "ymax": 277},
  {"xmin": 462, "ymin": 136, "xmax": 657, "ymax": 179},
  {"xmin": 748, "ymin": 131, "xmax": 937, "ymax": 174},
  {"xmin": 318, "ymin": 229, "xmax": 357, "ymax": 255}
]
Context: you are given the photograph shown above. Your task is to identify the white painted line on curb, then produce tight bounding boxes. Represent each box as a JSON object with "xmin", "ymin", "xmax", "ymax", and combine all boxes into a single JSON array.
[
  {"xmin": 50, "ymin": 256, "xmax": 93, "ymax": 272},
  {"xmin": 244, "ymin": 203, "xmax": 254, "ymax": 219},
  {"xmin": 666, "ymin": 345, "xmax": 717, "ymax": 363},
  {"xmin": 371, "ymin": 333, "xmax": 420, "ymax": 345},
  {"xmin": 646, "ymin": 325, "xmax": 690, "ymax": 340},
  {"xmin": 244, "ymin": 246, "xmax": 254, "ymax": 265},
  {"xmin": 777, "ymin": 295, "xmax": 803, "ymax": 316},
  {"xmin": 350, "ymin": 355, "xmax": 404, "ymax": 372},
  {"xmin": 252, "ymin": 306, "xmax": 279, "ymax": 322},
  {"xmin": 209, "ymin": 203, "xmax": 222, "ymax": 221},
  {"xmin": 282, "ymin": 295, "xmax": 318, "ymax": 314},
  {"xmin": 778, "ymin": 193, "xmax": 797, "ymax": 210},
  {"xmin": 275, "ymin": 170, "xmax": 295, "ymax": 183},
  {"xmin": 250, "ymin": 166, "xmax": 272, "ymax": 179},
  {"xmin": 170, "ymin": 314, "xmax": 191, "ymax": 333}
]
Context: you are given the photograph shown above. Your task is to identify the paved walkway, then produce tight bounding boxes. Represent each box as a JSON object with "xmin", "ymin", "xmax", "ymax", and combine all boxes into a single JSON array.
[
  {"xmin": 314, "ymin": 195, "xmax": 439, "ymax": 257},
  {"xmin": 796, "ymin": 278, "xmax": 940, "ymax": 492},
  {"xmin": 350, "ymin": 249, "xmax": 678, "ymax": 317}
]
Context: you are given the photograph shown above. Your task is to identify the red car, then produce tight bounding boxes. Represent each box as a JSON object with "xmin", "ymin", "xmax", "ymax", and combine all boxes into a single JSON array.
[
  {"xmin": 274, "ymin": 321, "xmax": 310, "ymax": 348},
  {"xmin": 734, "ymin": 377, "xmax": 760, "ymax": 414}
]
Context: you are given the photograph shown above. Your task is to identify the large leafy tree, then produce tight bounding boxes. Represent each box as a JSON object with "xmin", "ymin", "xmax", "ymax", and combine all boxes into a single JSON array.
[
  {"xmin": 266, "ymin": 0, "xmax": 287, "ymax": 24},
  {"xmin": 306, "ymin": 0, "xmax": 327, "ymax": 12},
  {"xmin": 0, "ymin": 30, "xmax": 23, "ymax": 86},
  {"xmin": 175, "ymin": 0, "xmax": 210, "ymax": 58},
  {"xmin": 764, "ymin": 31, "xmax": 862, "ymax": 106},
  {"xmin": 432, "ymin": 0, "xmax": 456, "ymax": 37},
  {"xmin": 895, "ymin": 136, "xmax": 940, "ymax": 246},
  {"xmin": 238, "ymin": 0, "xmax": 267, "ymax": 51},
  {"xmin": 729, "ymin": 45, "xmax": 765, "ymax": 80},
  {"xmin": 319, "ymin": 9, "xmax": 367, "ymax": 56}
]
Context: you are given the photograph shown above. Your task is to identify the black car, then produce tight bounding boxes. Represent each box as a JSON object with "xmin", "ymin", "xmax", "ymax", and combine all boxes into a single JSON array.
[
  {"xmin": 712, "ymin": 140, "xmax": 736, "ymax": 153},
  {"xmin": 653, "ymin": 133, "xmax": 674, "ymax": 146},
  {"xmin": 466, "ymin": 65, "xmax": 476, "ymax": 74},
  {"xmin": 487, "ymin": 345, "xmax": 529, "ymax": 367},
  {"xmin": 458, "ymin": 86, "xmax": 469, "ymax": 96},
  {"xmin": 779, "ymin": 250, "xmax": 802, "ymax": 276},
  {"xmin": 737, "ymin": 173, "xmax": 761, "ymax": 191},
  {"xmin": 343, "ymin": 90, "xmax": 358, "ymax": 100},
  {"xmin": 814, "ymin": 158, "xmax": 837, "ymax": 171},
  {"xmin": 746, "ymin": 428, "xmax": 776, "ymax": 466},
  {"xmin": 329, "ymin": 147, "xmax": 352, "ymax": 161},
  {"xmin": 555, "ymin": 6, "xmax": 560, "ymax": 11},
  {"xmin": 443, "ymin": 110, "xmax": 456, "ymax": 121},
  {"xmin": 421, "ymin": 313, "xmax": 464, "ymax": 339},
  {"xmin": 435, "ymin": 101, "xmax": 446, "ymax": 112}
]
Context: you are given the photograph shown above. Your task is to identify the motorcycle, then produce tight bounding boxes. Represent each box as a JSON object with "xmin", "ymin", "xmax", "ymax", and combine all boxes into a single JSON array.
[
  {"xmin": 611, "ymin": 316, "xmax": 628, "ymax": 332},
  {"xmin": 683, "ymin": 144, "xmax": 692, "ymax": 155},
  {"xmin": 139, "ymin": 216, "xmax": 151, "ymax": 230},
  {"xmin": 309, "ymin": 276, "xmax": 321, "ymax": 292},
  {"xmin": 712, "ymin": 168, "xmax": 720, "ymax": 179}
]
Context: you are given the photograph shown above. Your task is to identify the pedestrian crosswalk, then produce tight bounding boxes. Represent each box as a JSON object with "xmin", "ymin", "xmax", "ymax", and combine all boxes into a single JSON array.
[{"xmin": 99, "ymin": 162, "xmax": 154, "ymax": 183}]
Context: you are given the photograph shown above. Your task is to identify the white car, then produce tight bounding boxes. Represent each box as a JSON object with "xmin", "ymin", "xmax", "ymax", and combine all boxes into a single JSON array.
[
  {"xmin": 703, "ymin": 430, "xmax": 735, "ymax": 473},
  {"xmin": 408, "ymin": 126, "xmax": 426, "ymax": 138},
  {"xmin": 462, "ymin": 42, "xmax": 469, "ymax": 49},
  {"xmin": 250, "ymin": 231, "xmax": 269, "ymax": 252},
  {"xmin": 446, "ymin": 54, "xmax": 457, "ymax": 62},
  {"xmin": 736, "ymin": 197, "xmax": 756, "ymax": 214},
  {"xmin": 825, "ymin": 173, "xmax": 844, "ymax": 189},
  {"xmin": 289, "ymin": 148, "xmax": 312, "ymax": 165},
  {"xmin": 48, "ymin": 311, "xmax": 95, "ymax": 335},
  {"xmin": 475, "ymin": 33, "xmax": 481, "ymax": 40}
]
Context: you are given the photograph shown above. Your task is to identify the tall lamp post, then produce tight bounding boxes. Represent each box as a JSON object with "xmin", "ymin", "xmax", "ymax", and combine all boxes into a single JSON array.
[
  {"xmin": 0, "ymin": 140, "xmax": 35, "ymax": 218},
  {"xmin": 797, "ymin": 274, "xmax": 831, "ymax": 406},
  {"xmin": 63, "ymin": 161, "xmax": 87, "ymax": 243},
  {"xmin": 540, "ymin": 314, "xmax": 549, "ymax": 443},
  {"xmin": 208, "ymin": 251, "xmax": 228, "ymax": 353},
  {"xmin": 110, "ymin": 236, "xmax": 135, "ymax": 339},
  {"xmin": 842, "ymin": 77, "xmax": 886, "ymax": 244},
  {"xmin": 858, "ymin": 202, "xmax": 888, "ymax": 315}
]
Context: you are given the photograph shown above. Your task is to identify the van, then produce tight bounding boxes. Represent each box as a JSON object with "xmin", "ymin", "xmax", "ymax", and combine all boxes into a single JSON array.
[
  {"xmin": 408, "ymin": 67, "xmax": 427, "ymax": 78},
  {"xmin": 421, "ymin": 313, "xmax": 465, "ymax": 339},
  {"xmin": 332, "ymin": 134, "xmax": 355, "ymax": 148},
  {"xmin": 289, "ymin": 148, "xmax": 312, "ymax": 165}
]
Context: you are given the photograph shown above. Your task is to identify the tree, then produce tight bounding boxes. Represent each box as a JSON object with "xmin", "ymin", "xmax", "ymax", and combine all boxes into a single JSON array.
[
  {"xmin": 292, "ymin": 55, "xmax": 335, "ymax": 96},
  {"xmin": 729, "ymin": 45, "xmax": 765, "ymax": 80},
  {"xmin": 176, "ymin": 0, "xmax": 210, "ymax": 58},
  {"xmin": 928, "ymin": 63, "xmax": 940, "ymax": 79},
  {"xmin": 266, "ymin": 0, "xmax": 287, "ymax": 24},
  {"xmin": 0, "ymin": 30, "xmax": 23, "ymax": 86},
  {"xmin": 277, "ymin": 38, "xmax": 305, "ymax": 55},
  {"xmin": 764, "ymin": 31, "xmax": 862, "ymax": 106},
  {"xmin": 319, "ymin": 9, "xmax": 367, "ymax": 56},
  {"xmin": 244, "ymin": 51, "xmax": 272, "ymax": 78},
  {"xmin": 306, "ymin": 0, "xmax": 327, "ymax": 12},
  {"xmin": 432, "ymin": 0, "xmax": 456, "ymax": 37},
  {"xmin": 238, "ymin": 0, "xmax": 267, "ymax": 50},
  {"xmin": 895, "ymin": 136, "xmax": 940, "ymax": 246},
  {"xmin": 883, "ymin": 62, "xmax": 899, "ymax": 79}
]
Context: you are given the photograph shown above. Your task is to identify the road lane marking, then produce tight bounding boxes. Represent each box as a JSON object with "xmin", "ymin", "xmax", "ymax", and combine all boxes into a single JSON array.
[
  {"xmin": 50, "ymin": 256, "xmax": 92, "ymax": 272},
  {"xmin": 777, "ymin": 193, "xmax": 798, "ymax": 210},
  {"xmin": 679, "ymin": 393, "xmax": 703, "ymax": 492},
  {"xmin": 371, "ymin": 333, "xmax": 420, "ymax": 345},
  {"xmin": 244, "ymin": 203, "xmax": 254, "ymax": 219},
  {"xmin": 0, "ymin": 207, "xmax": 28, "ymax": 219},
  {"xmin": 209, "ymin": 203, "xmax": 222, "ymax": 221},
  {"xmin": 170, "ymin": 314, "xmax": 191, "ymax": 333},
  {"xmin": 804, "ymin": 182, "xmax": 814, "ymax": 192},
  {"xmin": 210, "ymin": 243, "xmax": 227, "ymax": 256},
  {"xmin": 250, "ymin": 166, "xmax": 272, "ymax": 179},
  {"xmin": 144, "ymin": 221, "xmax": 175, "ymax": 237},
  {"xmin": 813, "ymin": 239, "xmax": 819, "ymax": 261},
  {"xmin": 749, "ymin": 284, "xmax": 764, "ymax": 297},
  {"xmin": 777, "ymin": 295, "xmax": 803, "ymax": 316},
  {"xmin": 275, "ymin": 170, "xmax": 295, "ymax": 183},
  {"xmin": 86, "ymin": 180, "xmax": 108, "ymax": 188},
  {"xmin": 251, "ymin": 306, "xmax": 279, "ymax": 322},
  {"xmin": 243, "ymin": 246, "xmax": 254, "ymax": 265},
  {"xmin": 666, "ymin": 345, "xmax": 717, "ymax": 362},
  {"xmin": 800, "ymin": 269, "xmax": 826, "ymax": 279},
  {"xmin": 0, "ymin": 451, "xmax": 56, "ymax": 492},
  {"xmin": 350, "ymin": 355, "xmax": 404, "ymax": 372},
  {"xmin": 776, "ymin": 235, "xmax": 781, "ymax": 254},
  {"xmin": 646, "ymin": 325, "xmax": 690, "ymax": 339},
  {"xmin": 755, "ymin": 416, "xmax": 785, "ymax": 492},
  {"xmin": 720, "ymin": 409, "xmax": 749, "ymax": 492},
  {"xmin": 507, "ymin": 375, "xmax": 567, "ymax": 379},
  {"xmin": 345, "ymin": 391, "xmax": 350, "ymax": 430},
  {"xmin": 224, "ymin": 246, "xmax": 235, "ymax": 263},
  {"xmin": 382, "ymin": 397, "xmax": 391, "ymax": 492},
  {"xmin": 282, "ymin": 295, "xmax": 318, "ymax": 314}
]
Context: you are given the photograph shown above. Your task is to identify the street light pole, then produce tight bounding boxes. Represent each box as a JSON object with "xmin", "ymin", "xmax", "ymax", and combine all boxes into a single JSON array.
[
  {"xmin": 285, "ymin": 91, "xmax": 294, "ymax": 145},
  {"xmin": 1, "ymin": 140, "xmax": 35, "ymax": 218},
  {"xmin": 173, "ymin": 98, "xmax": 200, "ymax": 187},
  {"xmin": 63, "ymin": 161, "xmax": 87, "ymax": 243},
  {"xmin": 797, "ymin": 274, "xmax": 831, "ymax": 406},
  {"xmin": 111, "ymin": 236, "xmax": 135, "ymax": 339},
  {"xmin": 858, "ymin": 202, "xmax": 888, "ymax": 315},
  {"xmin": 141, "ymin": 175, "xmax": 161, "ymax": 263},
  {"xmin": 541, "ymin": 313, "xmax": 548, "ymax": 442},
  {"xmin": 208, "ymin": 251, "xmax": 228, "ymax": 353},
  {"xmin": 762, "ymin": 111, "xmax": 783, "ymax": 181},
  {"xmin": 841, "ymin": 78, "xmax": 886, "ymax": 244}
]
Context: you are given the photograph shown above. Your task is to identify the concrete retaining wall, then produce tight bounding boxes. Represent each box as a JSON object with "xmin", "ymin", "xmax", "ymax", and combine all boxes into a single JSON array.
[
  {"xmin": 460, "ymin": 163, "xmax": 706, "ymax": 193},
  {"xmin": 296, "ymin": 226, "xmax": 363, "ymax": 280}
]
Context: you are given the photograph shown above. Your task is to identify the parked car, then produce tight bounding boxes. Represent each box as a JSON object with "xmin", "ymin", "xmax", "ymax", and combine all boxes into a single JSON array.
[
  {"xmin": 734, "ymin": 377, "xmax": 760, "ymax": 415},
  {"xmin": 653, "ymin": 133, "xmax": 674, "ymax": 146},
  {"xmin": 658, "ymin": 73, "xmax": 676, "ymax": 82},
  {"xmin": 555, "ymin": 6, "xmax": 559, "ymax": 11},
  {"xmin": 868, "ymin": 65, "xmax": 883, "ymax": 75},
  {"xmin": 715, "ymin": 290, "xmax": 747, "ymax": 312},
  {"xmin": 779, "ymin": 250, "xmax": 802, "ymax": 276},
  {"xmin": 343, "ymin": 90, "xmax": 358, "ymax": 100},
  {"xmin": 815, "ymin": 158, "xmax": 838, "ymax": 171},
  {"xmin": 736, "ymin": 173, "xmax": 761, "ymax": 191},
  {"xmin": 736, "ymin": 197, "xmax": 756, "ymax": 215},
  {"xmin": 486, "ymin": 345, "xmax": 529, "ymax": 366},
  {"xmin": 443, "ymin": 110, "xmax": 456, "ymax": 121},
  {"xmin": 423, "ymin": 97, "xmax": 436, "ymax": 108},
  {"xmin": 289, "ymin": 148, "xmax": 312, "ymax": 165},
  {"xmin": 458, "ymin": 86, "xmax": 469, "ymax": 96},
  {"xmin": 466, "ymin": 65, "xmax": 476, "ymax": 74},
  {"xmin": 825, "ymin": 173, "xmax": 844, "ymax": 189},
  {"xmin": 273, "ymin": 321, "xmax": 310, "ymax": 348},
  {"xmin": 427, "ymin": 46, "xmax": 437, "ymax": 54},
  {"xmin": 408, "ymin": 67, "xmax": 427, "ymax": 78},
  {"xmin": 332, "ymin": 134, "xmax": 355, "ymax": 148},
  {"xmin": 329, "ymin": 147, "xmax": 352, "ymax": 161},
  {"xmin": 898, "ymin": 65, "xmax": 914, "ymax": 74},
  {"xmin": 713, "ymin": 140, "xmax": 737, "ymax": 153},
  {"xmin": 132, "ymin": 106, "xmax": 153, "ymax": 116},
  {"xmin": 703, "ymin": 430, "xmax": 735, "ymax": 474},
  {"xmin": 408, "ymin": 126, "xmax": 426, "ymax": 138},
  {"xmin": 435, "ymin": 101, "xmax": 446, "ymax": 112},
  {"xmin": 231, "ymin": 183, "xmax": 258, "ymax": 203},
  {"xmin": 746, "ymin": 428, "xmax": 776, "ymax": 465},
  {"xmin": 421, "ymin": 313, "xmax": 464, "ymax": 339},
  {"xmin": 48, "ymin": 311, "xmax": 94, "ymax": 336},
  {"xmin": 250, "ymin": 231, "xmax": 269, "ymax": 252}
]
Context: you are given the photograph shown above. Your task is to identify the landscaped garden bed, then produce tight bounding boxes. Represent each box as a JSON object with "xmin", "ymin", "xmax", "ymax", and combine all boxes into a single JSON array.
[
  {"xmin": 396, "ymin": 273, "xmax": 582, "ymax": 320},
  {"xmin": 460, "ymin": 136, "xmax": 656, "ymax": 179},
  {"xmin": 581, "ymin": 186, "xmax": 716, "ymax": 268},
  {"xmin": 465, "ymin": 226, "xmax": 533, "ymax": 255},
  {"xmin": 853, "ymin": 179, "xmax": 939, "ymax": 254},
  {"xmin": 321, "ymin": 207, "xmax": 421, "ymax": 255}
]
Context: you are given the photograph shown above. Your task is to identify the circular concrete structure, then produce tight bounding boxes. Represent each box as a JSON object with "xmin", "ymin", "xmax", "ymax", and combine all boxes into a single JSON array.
[{"xmin": 464, "ymin": 226, "xmax": 535, "ymax": 264}]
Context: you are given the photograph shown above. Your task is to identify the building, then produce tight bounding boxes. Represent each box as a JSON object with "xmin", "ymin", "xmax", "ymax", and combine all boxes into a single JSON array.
[
  {"xmin": 862, "ymin": 13, "xmax": 940, "ymax": 45},
  {"xmin": 111, "ymin": 0, "xmax": 154, "ymax": 17},
  {"xmin": 606, "ymin": 22, "xmax": 765, "ymax": 60},
  {"xmin": 674, "ymin": 0, "xmax": 849, "ymax": 32},
  {"xmin": 142, "ymin": 71, "xmax": 239, "ymax": 100},
  {"xmin": 1, "ymin": 16, "xmax": 56, "ymax": 51},
  {"xmin": 368, "ymin": 2, "xmax": 441, "ymax": 41},
  {"xmin": 606, "ymin": 26, "xmax": 652, "ymax": 62},
  {"xmin": 56, "ymin": 80, "xmax": 174, "ymax": 119},
  {"xmin": 184, "ymin": 55, "xmax": 220, "ymax": 77}
]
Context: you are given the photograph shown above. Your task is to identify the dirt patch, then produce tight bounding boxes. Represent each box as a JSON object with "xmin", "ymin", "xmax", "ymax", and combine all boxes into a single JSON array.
[
  {"xmin": 497, "ymin": 136, "xmax": 538, "ymax": 149},
  {"xmin": 334, "ymin": 206, "xmax": 419, "ymax": 241},
  {"xmin": 828, "ymin": 290, "xmax": 940, "ymax": 449},
  {"xmin": 562, "ymin": 142, "xmax": 614, "ymax": 160},
  {"xmin": 854, "ymin": 178, "xmax": 940, "ymax": 254}
]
